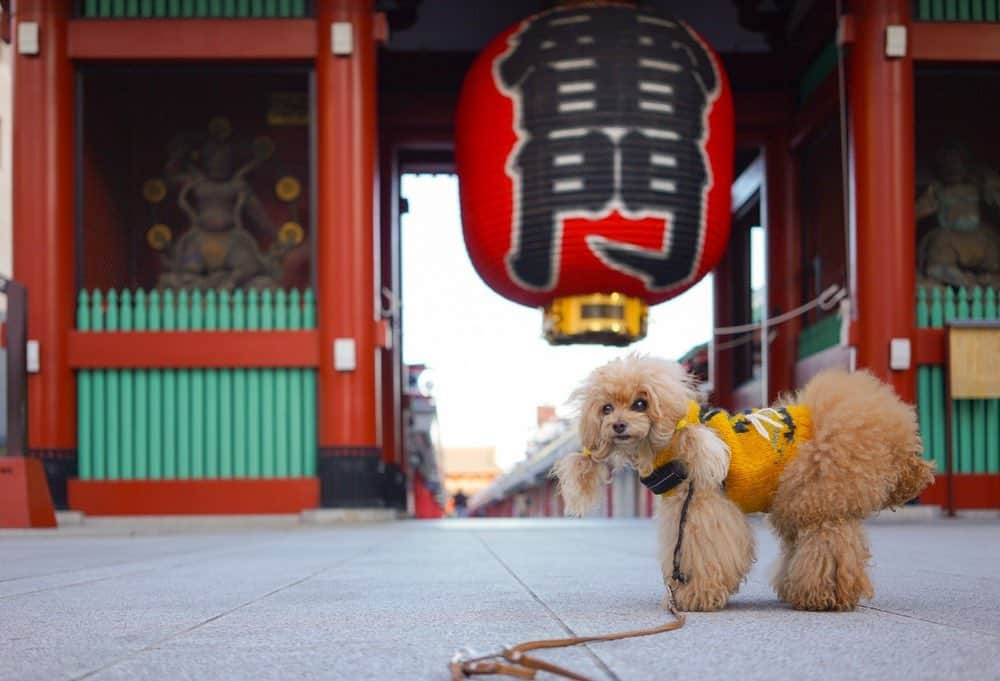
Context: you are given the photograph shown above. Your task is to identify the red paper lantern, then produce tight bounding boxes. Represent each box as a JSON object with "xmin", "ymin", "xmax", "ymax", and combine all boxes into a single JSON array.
[{"xmin": 456, "ymin": 2, "xmax": 733, "ymax": 345}]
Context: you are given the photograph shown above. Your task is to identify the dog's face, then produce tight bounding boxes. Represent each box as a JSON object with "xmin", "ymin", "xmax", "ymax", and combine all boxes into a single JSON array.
[
  {"xmin": 593, "ymin": 388, "xmax": 655, "ymax": 456},
  {"xmin": 553, "ymin": 354, "xmax": 718, "ymax": 516},
  {"xmin": 573, "ymin": 355, "xmax": 695, "ymax": 470}
]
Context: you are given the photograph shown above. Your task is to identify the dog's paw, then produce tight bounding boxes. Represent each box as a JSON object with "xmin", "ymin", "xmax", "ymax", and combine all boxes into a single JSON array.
[{"xmin": 669, "ymin": 582, "xmax": 729, "ymax": 612}]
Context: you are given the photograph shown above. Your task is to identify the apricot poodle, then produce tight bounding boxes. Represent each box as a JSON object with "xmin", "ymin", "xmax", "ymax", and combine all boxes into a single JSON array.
[{"xmin": 551, "ymin": 355, "xmax": 934, "ymax": 612}]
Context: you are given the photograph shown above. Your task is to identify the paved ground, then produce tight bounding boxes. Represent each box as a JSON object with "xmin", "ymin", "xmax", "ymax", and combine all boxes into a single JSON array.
[{"xmin": 3, "ymin": 515, "xmax": 1000, "ymax": 681}]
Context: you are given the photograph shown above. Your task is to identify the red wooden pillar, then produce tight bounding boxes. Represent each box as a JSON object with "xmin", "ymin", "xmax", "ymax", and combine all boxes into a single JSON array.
[
  {"xmin": 12, "ymin": 0, "xmax": 75, "ymax": 452},
  {"xmin": 765, "ymin": 132, "xmax": 802, "ymax": 401},
  {"xmin": 847, "ymin": 0, "xmax": 916, "ymax": 402},
  {"xmin": 316, "ymin": 0, "xmax": 379, "ymax": 453},
  {"xmin": 712, "ymin": 251, "xmax": 736, "ymax": 410}
]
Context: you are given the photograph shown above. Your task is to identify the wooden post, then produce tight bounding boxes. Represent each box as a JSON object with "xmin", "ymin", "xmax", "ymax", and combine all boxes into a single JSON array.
[
  {"xmin": 846, "ymin": 0, "xmax": 916, "ymax": 402},
  {"xmin": 764, "ymin": 132, "xmax": 801, "ymax": 402},
  {"xmin": 711, "ymin": 248, "xmax": 737, "ymax": 410},
  {"xmin": 12, "ymin": 0, "xmax": 76, "ymax": 452},
  {"xmin": 316, "ymin": 0, "xmax": 379, "ymax": 454}
]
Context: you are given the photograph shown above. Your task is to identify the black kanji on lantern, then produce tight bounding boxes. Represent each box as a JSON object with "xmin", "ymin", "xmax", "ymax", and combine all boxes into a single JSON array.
[{"xmin": 496, "ymin": 5, "xmax": 719, "ymax": 291}]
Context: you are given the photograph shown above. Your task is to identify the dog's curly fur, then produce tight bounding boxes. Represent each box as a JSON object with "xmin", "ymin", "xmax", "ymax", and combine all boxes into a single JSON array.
[{"xmin": 551, "ymin": 354, "xmax": 935, "ymax": 612}]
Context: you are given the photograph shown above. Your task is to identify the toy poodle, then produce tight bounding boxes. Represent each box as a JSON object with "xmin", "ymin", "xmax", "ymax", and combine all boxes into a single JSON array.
[{"xmin": 550, "ymin": 355, "xmax": 935, "ymax": 612}]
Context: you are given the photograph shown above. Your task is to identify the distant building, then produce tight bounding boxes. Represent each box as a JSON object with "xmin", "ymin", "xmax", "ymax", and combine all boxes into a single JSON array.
[{"xmin": 442, "ymin": 446, "xmax": 501, "ymax": 514}]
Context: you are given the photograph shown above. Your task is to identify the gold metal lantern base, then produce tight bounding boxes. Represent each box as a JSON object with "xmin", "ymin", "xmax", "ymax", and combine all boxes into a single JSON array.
[{"xmin": 543, "ymin": 293, "xmax": 648, "ymax": 346}]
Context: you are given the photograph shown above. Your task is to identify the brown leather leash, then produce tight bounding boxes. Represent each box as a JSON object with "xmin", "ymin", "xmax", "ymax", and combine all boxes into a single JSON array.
[{"xmin": 449, "ymin": 593, "xmax": 686, "ymax": 680}]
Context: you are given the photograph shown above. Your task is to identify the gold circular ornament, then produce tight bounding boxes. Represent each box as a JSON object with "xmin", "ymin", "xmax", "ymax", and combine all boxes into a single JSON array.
[
  {"xmin": 146, "ymin": 224, "xmax": 173, "ymax": 251},
  {"xmin": 275, "ymin": 176, "xmax": 302, "ymax": 202},
  {"xmin": 208, "ymin": 116, "xmax": 232, "ymax": 140},
  {"xmin": 278, "ymin": 221, "xmax": 305, "ymax": 246},
  {"xmin": 143, "ymin": 178, "xmax": 168, "ymax": 203},
  {"xmin": 253, "ymin": 136, "xmax": 275, "ymax": 161}
]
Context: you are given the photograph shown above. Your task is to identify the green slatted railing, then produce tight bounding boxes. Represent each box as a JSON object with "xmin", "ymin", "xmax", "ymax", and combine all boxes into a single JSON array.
[
  {"xmin": 916, "ymin": 285, "xmax": 1000, "ymax": 474},
  {"xmin": 78, "ymin": 0, "xmax": 311, "ymax": 18},
  {"xmin": 916, "ymin": 0, "xmax": 1000, "ymax": 21},
  {"xmin": 797, "ymin": 313, "xmax": 842, "ymax": 359},
  {"xmin": 76, "ymin": 288, "xmax": 317, "ymax": 480}
]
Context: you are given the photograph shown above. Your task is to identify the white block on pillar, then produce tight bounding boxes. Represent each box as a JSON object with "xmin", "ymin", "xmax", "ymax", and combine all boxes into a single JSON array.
[
  {"xmin": 332, "ymin": 22, "xmax": 354, "ymax": 55},
  {"xmin": 334, "ymin": 338, "xmax": 356, "ymax": 371},
  {"xmin": 889, "ymin": 338, "xmax": 911, "ymax": 371},
  {"xmin": 17, "ymin": 22, "xmax": 40, "ymax": 56},
  {"xmin": 26, "ymin": 340, "xmax": 40, "ymax": 373}
]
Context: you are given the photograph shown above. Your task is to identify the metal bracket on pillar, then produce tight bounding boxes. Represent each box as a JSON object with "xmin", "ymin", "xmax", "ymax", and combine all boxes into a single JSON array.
[
  {"xmin": 373, "ymin": 12, "xmax": 389, "ymax": 45},
  {"xmin": 838, "ymin": 15, "xmax": 856, "ymax": 46}
]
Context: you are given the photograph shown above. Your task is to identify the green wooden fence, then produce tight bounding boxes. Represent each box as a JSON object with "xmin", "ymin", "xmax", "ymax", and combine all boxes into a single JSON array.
[
  {"xmin": 78, "ymin": 0, "xmax": 311, "ymax": 18},
  {"xmin": 797, "ymin": 313, "xmax": 842, "ymax": 359},
  {"xmin": 76, "ymin": 288, "xmax": 317, "ymax": 480},
  {"xmin": 916, "ymin": 0, "xmax": 1000, "ymax": 21},
  {"xmin": 916, "ymin": 285, "xmax": 1000, "ymax": 473}
]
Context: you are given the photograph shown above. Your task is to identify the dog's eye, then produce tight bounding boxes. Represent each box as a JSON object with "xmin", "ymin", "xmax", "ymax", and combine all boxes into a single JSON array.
[
  {"xmin": 601, "ymin": 404, "xmax": 613, "ymax": 415},
  {"xmin": 631, "ymin": 399, "xmax": 648, "ymax": 412}
]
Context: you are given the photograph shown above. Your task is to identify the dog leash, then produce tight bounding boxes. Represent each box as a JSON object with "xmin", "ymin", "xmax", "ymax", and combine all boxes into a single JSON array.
[
  {"xmin": 671, "ymin": 481, "xmax": 695, "ymax": 584},
  {"xmin": 449, "ymin": 592, "xmax": 686, "ymax": 680}
]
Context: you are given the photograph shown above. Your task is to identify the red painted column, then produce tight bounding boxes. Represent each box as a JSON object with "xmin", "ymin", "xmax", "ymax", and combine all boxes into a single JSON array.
[
  {"xmin": 11, "ymin": 0, "xmax": 75, "ymax": 450},
  {"xmin": 765, "ymin": 132, "xmax": 802, "ymax": 401},
  {"xmin": 711, "ymin": 251, "xmax": 736, "ymax": 410},
  {"xmin": 315, "ymin": 0, "xmax": 379, "ymax": 451},
  {"xmin": 847, "ymin": 0, "xmax": 916, "ymax": 402}
]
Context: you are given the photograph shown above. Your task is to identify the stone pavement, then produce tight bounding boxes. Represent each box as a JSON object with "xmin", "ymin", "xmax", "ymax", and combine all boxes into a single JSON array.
[{"xmin": 3, "ymin": 515, "xmax": 1000, "ymax": 681}]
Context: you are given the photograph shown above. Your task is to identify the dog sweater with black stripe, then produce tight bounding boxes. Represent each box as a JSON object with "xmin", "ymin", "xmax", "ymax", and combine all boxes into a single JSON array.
[{"xmin": 640, "ymin": 400, "xmax": 813, "ymax": 513}]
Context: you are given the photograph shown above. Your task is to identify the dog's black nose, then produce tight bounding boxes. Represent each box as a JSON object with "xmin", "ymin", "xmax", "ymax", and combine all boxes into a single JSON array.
[{"xmin": 613, "ymin": 422, "xmax": 627, "ymax": 434}]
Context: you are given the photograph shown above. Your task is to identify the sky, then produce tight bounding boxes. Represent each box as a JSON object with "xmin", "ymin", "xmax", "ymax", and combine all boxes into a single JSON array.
[{"xmin": 400, "ymin": 173, "xmax": 723, "ymax": 471}]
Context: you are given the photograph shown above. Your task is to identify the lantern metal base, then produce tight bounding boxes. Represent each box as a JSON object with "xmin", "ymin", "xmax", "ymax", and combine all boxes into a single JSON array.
[{"xmin": 543, "ymin": 294, "xmax": 648, "ymax": 346}]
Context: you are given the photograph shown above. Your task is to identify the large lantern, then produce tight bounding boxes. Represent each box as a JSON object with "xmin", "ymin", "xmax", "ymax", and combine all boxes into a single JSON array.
[{"xmin": 456, "ymin": 2, "xmax": 733, "ymax": 345}]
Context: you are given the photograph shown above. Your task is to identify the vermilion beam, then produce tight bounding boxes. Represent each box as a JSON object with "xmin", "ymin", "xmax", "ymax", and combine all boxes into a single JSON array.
[
  {"xmin": 911, "ymin": 22, "xmax": 1000, "ymax": 63},
  {"xmin": 67, "ymin": 19, "xmax": 316, "ymax": 60},
  {"xmin": 67, "ymin": 330, "xmax": 320, "ymax": 369},
  {"xmin": 68, "ymin": 478, "xmax": 320, "ymax": 515}
]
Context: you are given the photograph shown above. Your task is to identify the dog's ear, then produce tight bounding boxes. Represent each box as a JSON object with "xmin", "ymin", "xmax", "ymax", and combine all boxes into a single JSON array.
[
  {"xmin": 576, "ymin": 398, "xmax": 604, "ymax": 455},
  {"xmin": 640, "ymin": 359, "xmax": 696, "ymax": 448},
  {"xmin": 570, "ymin": 377, "xmax": 610, "ymax": 459},
  {"xmin": 549, "ymin": 452, "xmax": 608, "ymax": 516},
  {"xmin": 672, "ymin": 424, "xmax": 730, "ymax": 487}
]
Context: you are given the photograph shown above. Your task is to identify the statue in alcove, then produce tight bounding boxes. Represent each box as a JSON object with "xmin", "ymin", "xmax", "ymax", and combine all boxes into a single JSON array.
[
  {"xmin": 155, "ymin": 118, "xmax": 293, "ymax": 291},
  {"xmin": 915, "ymin": 139, "xmax": 1000, "ymax": 288}
]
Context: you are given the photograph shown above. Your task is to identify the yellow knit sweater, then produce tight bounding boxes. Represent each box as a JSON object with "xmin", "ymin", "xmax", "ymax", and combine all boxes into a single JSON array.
[{"xmin": 649, "ymin": 401, "xmax": 813, "ymax": 513}]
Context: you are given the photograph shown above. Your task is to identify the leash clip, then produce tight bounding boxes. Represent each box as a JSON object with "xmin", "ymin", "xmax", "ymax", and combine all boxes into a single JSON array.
[
  {"xmin": 451, "ymin": 645, "xmax": 509, "ymax": 665},
  {"xmin": 664, "ymin": 584, "xmax": 677, "ymax": 610}
]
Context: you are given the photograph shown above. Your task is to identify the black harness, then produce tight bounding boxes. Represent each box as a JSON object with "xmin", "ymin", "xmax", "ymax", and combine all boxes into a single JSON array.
[{"xmin": 639, "ymin": 459, "xmax": 688, "ymax": 495}]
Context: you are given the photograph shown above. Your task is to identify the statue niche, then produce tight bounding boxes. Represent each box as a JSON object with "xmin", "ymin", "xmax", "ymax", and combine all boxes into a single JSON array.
[
  {"xmin": 154, "ymin": 119, "xmax": 291, "ymax": 291},
  {"xmin": 916, "ymin": 139, "xmax": 1000, "ymax": 288}
]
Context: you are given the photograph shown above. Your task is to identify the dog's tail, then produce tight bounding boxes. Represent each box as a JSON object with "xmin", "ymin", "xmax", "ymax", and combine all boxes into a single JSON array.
[
  {"xmin": 886, "ymin": 451, "xmax": 936, "ymax": 508},
  {"xmin": 798, "ymin": 369, "xmax": 935, "ymax": 514}
]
